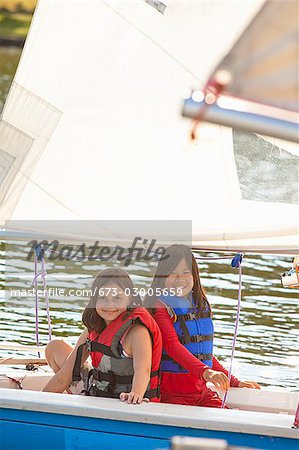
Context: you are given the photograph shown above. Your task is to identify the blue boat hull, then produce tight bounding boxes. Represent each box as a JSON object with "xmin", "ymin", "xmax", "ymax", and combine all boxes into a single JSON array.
[{"xmin": 1, "ymin": 408, "xmax": 298, "ymax": 450}]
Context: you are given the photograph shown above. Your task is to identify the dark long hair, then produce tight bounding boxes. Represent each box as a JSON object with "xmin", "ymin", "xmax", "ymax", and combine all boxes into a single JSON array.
[
  {"xmin": 82, "ymin": 267, "xmax": 141, "ymax": 335},
  {"xmin": 145, "ymin": 245, "xmax": 210, "ymax": 312}
]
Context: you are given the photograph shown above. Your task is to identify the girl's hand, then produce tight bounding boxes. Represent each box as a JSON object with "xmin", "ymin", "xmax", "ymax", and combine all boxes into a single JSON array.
[
  {"xmin": 119, "ymin": 391, "xmax": 150, "ymax": 404},
  {"xmin": 203, "ymin": 369, "xmax": 230, "ymax": 391},
  {"xmin": 238, "ymin": 381, "xmax": 261, "ymax": 389}
]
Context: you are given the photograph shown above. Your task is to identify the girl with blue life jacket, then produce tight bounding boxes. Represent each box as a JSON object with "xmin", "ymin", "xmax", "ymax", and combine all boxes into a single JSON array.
[
  {"xmin": 43, "ymin": 268, "xmax": 162, "ymax": 404},
  {"xmin": 145, "ymin": 245, "xmax": 260, "ymax": 408}
]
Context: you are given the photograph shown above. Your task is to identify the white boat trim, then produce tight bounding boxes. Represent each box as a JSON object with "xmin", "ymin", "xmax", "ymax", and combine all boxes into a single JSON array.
[{"xmin": 0, "ymin": 388, "xmax": 298, "ymax": 440}]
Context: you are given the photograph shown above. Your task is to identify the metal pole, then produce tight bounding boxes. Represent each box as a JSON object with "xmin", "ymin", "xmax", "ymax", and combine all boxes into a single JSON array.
[{"xmin": 182, "ymin": 96, "xmax": 298, "ymax": 143}]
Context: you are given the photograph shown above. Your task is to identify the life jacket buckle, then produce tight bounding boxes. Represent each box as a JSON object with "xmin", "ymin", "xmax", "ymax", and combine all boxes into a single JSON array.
[
  {"xmin": 85, "ymin": 338, "xmax": 92, "ymax": 352},
  {"xmin": 189, "ymin": 312, "xmax": 197, "ymax": 320}
]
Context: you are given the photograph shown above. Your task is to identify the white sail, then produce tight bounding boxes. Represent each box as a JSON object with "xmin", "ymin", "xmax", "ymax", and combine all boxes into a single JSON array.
[{"xmin": 0, "ymin": 0, "xmax": 298, "ymax": 254}]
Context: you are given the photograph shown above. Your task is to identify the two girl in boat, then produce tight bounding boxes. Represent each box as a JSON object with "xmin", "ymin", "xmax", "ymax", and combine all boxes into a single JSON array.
[{"xmin": 43, "ymin": 245, "xmax": 260, "ymax": 406}]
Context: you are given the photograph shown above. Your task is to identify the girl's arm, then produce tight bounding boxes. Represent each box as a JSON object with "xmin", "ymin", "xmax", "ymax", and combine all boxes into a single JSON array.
[
  {"xmin": 154, "ymin": 302, "xmax": 210, "ymax": 380},
  {"xmin": 154, "ymin": 303, "xmax": 232, "ymax": 391},
  {"xmin": 119, "ymin": 324, "xmax": 152, "ymax": 404},
  {"xmin": 42, "ymin": 328, "xmax": 90, "ymax": 393}
]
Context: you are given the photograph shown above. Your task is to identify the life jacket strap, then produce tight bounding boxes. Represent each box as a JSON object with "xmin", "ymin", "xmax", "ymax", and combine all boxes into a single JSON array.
[
  {"xmin": 85, "ymin": 386, "xmax": 119, "ymax": 398},
  {"xmin": 174, "ymin": 310, "xmax": 212, "ymax": 322},
  {"xmin": 71, "ymin": 338, "xmax": 114, "ymax": 382},
  {"xmin": 72, "ymin": 338, "xmax": 119, "ymax": 383},
  {"xmin": 72, "ymin": 342, "xmax": 85, "ymax": 382},
  {"xmin": 85, "ymin": 338, "xmax": 119, "ymax": 358},
  {"xmin": 89, "ymin": 368, "xmax": 133, "ymax": 384},
  {"xmin": 178, "ymin": 317, "xmax": 191, "ymax": 344},
  {"xmin": 162, "ymin": 353, "xmax": 213, "ymax": 362},
  {"xmin": 144, "ymin": 385, "xmax": 160, "ymax": 399},
  {"xmin": 85, "ymin": 368, "xmax": 160, "ymax": 399},
  {"xmin": 173, "ymin": 310, "xmax": 212, "ymax": 346},
  {"xmin": 178, "ymin": 334, "xmax": 213, "ymax": 345},
  {"xmin": 87, "ymin": 368, "xmax": 160, "ymax": 385},
  {"xmin": 85, "ymin": 384, "xmax": 160, "ymax": 400}
]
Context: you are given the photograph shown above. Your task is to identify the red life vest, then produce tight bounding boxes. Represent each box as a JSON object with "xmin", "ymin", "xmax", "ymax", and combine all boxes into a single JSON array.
[{"xmin": 72, "ymin": 307, "xmax": 162, "ymax": 402}]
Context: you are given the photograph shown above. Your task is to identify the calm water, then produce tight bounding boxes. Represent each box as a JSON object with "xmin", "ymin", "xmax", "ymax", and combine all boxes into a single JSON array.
[
  {"xmin": 1, "ymin": 242, "xmax": 298, "ymax": 392},
  {"xmin": 0, "ymin": 46, "xmax": 298, "ymax": 392}
]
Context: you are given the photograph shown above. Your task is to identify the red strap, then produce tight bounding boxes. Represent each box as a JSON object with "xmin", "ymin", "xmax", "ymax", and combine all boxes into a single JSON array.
[
  {"xmin": 293, "ymin": 402, "xmax": 299, "ymax": 428},
  {"xmin": 6, "ymin": 376, "xmax": 23, "ymax": 389},
  {"xmin": 191, "ymin": 76, "xmax": 227, "ymax": 140}
]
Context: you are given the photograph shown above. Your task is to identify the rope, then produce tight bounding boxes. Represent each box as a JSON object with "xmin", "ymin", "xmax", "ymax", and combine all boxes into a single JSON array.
[
  {"xmin": 195, "ymin": 255, "xmax": 235, "ymax": 260},
  {"xmin": 33, "ymin": 253, "xmax": 40, "ymax": 358},
  {"xmin": 293, "ymin": 402, "xmax": 299, "ymax": 428},
  {"xmin": 100, "ymin": 0, "xmax": 202, "ymax": 83},
  {"xmin": 1, "ymin": 375, "xmax": 27, "ymax": 389},
  {"xmin": 190, "ymin": 78, "xmax": 226, "ymax": 140},
  {"xmin": 0, "ymin": 357, "xmax": 15, "ymax": 364},
  {"xmin": 41, "ymin": 257, "xmax": 52, "ymax": 341},
  {"xmin": 31, "ymin": 245, "xmax": 53, "ymax": 356},
  {"xmin": 222, "ymin": 253, "xmax": 243, "ymax": 408}
]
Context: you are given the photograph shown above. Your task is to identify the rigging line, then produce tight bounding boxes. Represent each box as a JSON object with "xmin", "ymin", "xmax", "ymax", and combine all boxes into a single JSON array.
[
  {"xmin": 41, "ymin": 257, "xmax": 52, "ymax": 341},
  {"xmin": 100, "ymin": 0, "xmax": 204, "ymax": 85},
  {"xmin": 195, "ymin": 256, "xmax": 235, "ymax": 260},
  {"xmin": 32, "ymin": 252, "xmax": 52, "ymax": 346},
  {"xmin": 33, "ymin": 253, "xmax": 40, "ymax": 359},
  {"xmin": 221, "ymin": 254, "xmax": 243, "ymax": 408}
]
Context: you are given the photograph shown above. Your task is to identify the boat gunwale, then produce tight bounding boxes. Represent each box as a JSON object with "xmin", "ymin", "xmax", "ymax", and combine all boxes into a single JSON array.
[{"xmin": 0, "ymin": 388, "xmax": 298, "ymax": 440}]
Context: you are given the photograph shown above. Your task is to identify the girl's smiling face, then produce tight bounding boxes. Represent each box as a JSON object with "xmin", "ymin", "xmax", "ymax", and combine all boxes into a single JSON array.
[
  {"xmin": 96, "ymin": 282, "xmax": 131, "ymax": 324},
  {"xmin": 164, "ymin": 258, "xmax": 194, "ymax": 297}
]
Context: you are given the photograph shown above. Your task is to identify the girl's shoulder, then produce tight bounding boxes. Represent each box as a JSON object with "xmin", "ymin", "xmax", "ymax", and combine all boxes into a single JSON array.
[
  {"xmin": 124, "ymin": 322, "xmax": 151, "ymax": 347},
  {"xmin": 129, "ymin": 322, "xmax": 151, "ymax": 334}
]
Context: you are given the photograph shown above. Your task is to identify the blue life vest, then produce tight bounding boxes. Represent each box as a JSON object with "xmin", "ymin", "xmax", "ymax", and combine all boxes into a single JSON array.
[{"xmin": 159, "ymin": 293, "xmax": 214, "ymax": 373}]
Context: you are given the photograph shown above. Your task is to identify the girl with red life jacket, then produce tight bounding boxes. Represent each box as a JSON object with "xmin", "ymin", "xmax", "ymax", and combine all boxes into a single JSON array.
[
  {"xmin": 145, "ymin": 245, "xmax": 260, "ymax": 408},
  {"xmin": 43, "ymin": 268, "xmax": 162, "ymax": 404}
]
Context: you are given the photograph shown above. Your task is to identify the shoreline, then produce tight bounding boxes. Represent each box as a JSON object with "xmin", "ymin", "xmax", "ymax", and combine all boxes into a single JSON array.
[
  {"xmin": 0, "ymin": 8, "xmax": 33, "ymax": 48},
  {"xmin": 0, "ymin": 36, "xmax": 25, "ymax": 47}
]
